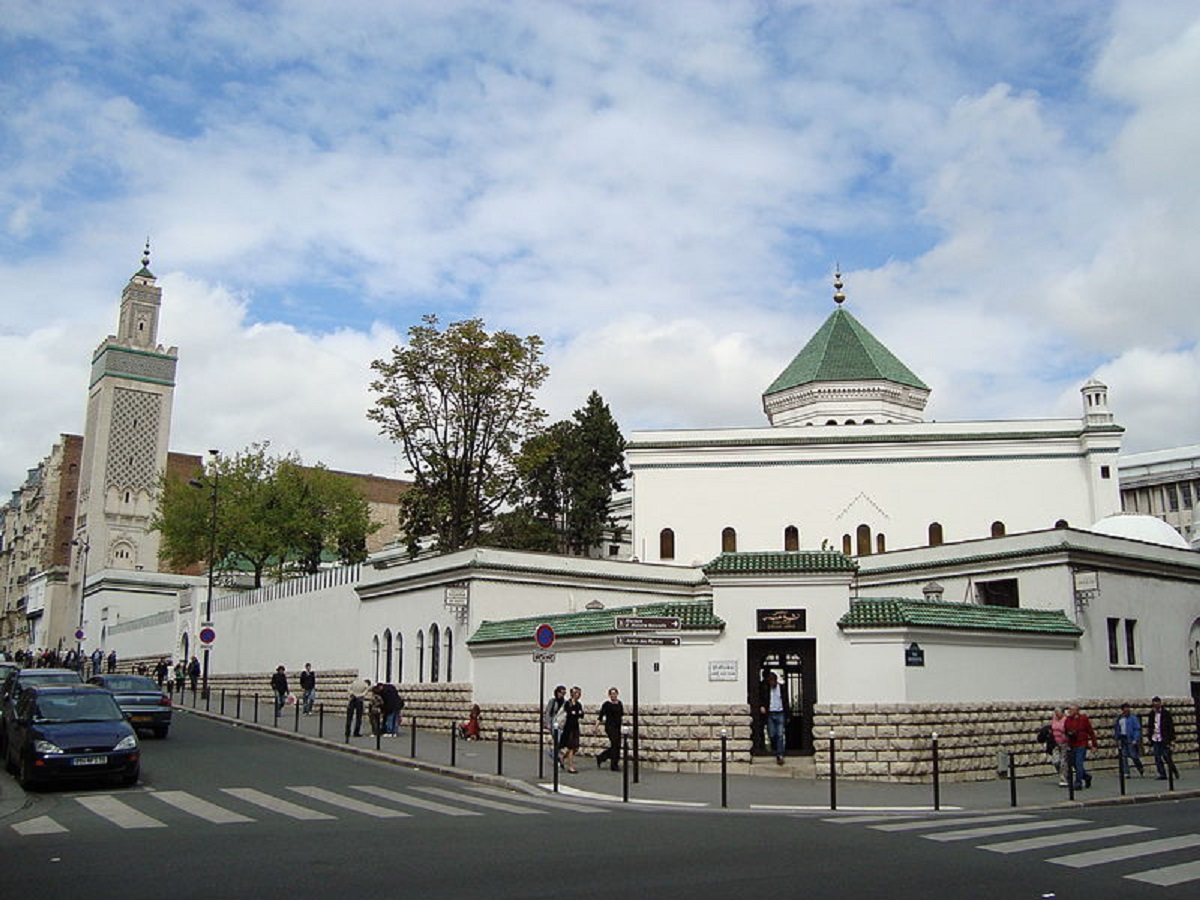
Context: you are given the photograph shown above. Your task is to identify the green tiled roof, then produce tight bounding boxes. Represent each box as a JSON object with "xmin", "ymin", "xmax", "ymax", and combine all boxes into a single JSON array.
[
  {"xmin": 838, "ymin": 598, "xmax": 1082, "ymax": 635},
  {"xmin": 467, "ymin": 599, "xmax": 724, "ymax": 645},
  {"xmin": 704, "ymin": 551, "xmax": 857, "ymax": 575},
  {"xmin": 765, "ymin": 308, "xmax": 928, "ymax": 395}
]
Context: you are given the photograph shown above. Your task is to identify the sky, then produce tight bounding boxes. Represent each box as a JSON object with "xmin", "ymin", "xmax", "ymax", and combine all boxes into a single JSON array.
[{"xmin": 1, "ymin": 0, "xmax": 1198, "ymax": 492}]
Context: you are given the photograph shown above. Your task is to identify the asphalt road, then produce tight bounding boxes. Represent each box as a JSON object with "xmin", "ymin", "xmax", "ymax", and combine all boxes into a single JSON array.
[{"xmin": 2, "ymin": 709, "xmax": 1198, "ymax": 899}]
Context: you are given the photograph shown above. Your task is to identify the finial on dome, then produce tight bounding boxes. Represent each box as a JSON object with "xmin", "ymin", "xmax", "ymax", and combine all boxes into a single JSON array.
[
  {"xmin": 142, "ymin": 238, "xmax": 151, "ymax": 269},
  {"xmin": 833, "ymin": 264, "xmax": 846, "ymax": 305}
]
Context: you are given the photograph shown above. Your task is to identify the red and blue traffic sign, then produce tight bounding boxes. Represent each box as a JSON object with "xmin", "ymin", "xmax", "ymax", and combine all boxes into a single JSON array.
[
  {"xmin": 534, "ymin": 623, "xmax": 555, "ymax": 649},
  {"xmin": 199, "ymin": 626, "xmax": 216, "ymax": 645}
]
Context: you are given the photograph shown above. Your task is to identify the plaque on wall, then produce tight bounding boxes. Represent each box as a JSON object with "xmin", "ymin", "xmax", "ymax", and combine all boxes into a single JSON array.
[
  {"xmin": 756, "ymin": 609, "xmax": 807, "ymax": 632},
  {"xmin": 905, "ymin": 642, "xmax": 925, "ymax": 667}
]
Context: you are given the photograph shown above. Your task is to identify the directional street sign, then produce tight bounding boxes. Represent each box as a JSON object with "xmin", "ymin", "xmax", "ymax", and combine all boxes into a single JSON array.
[
  {"xmin": 614, "ymin": 615, "xmax": 681, "ymax": 631},
  {"xmin": 614, "ymin": 635, "xmax": 681, "ymax": 647},
  {"xmin": 532, "ymin": 650, "xmax": 557, "ymax": 664}
]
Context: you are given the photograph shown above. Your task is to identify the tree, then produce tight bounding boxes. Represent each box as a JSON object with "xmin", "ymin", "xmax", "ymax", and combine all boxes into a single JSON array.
[
  {"xmin": 153, "ymin": 444, "xmax": 378, "ymax": 587},
  {"xmin": 487, "ymin": 391, "xmax": 629, "ymax": 555},
  {"xmin": 368, "ymin": 315, "xmax": 549, "ymax": 554}
]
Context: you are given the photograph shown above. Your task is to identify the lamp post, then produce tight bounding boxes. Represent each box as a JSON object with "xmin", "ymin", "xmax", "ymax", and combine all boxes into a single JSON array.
[
  {"xmin": 190, "ymin": 449, "xmax": 220, "ymax": 698},
  {"xmin": 71, "ymin": 536, "xmax": 90, "ymax": 668}
]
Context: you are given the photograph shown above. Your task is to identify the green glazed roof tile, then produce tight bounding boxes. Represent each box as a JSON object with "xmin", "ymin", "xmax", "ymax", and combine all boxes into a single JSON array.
[
  {"xmin": 765, "ymin": 308, "xmax": 928, "ymax": 395},
  {"xmin": 703, "ymin": 551, "xmax": 858, "ymax": 575},
  {"xmin": 838, "ymin": 597, "xmax": 1082, "ymax": 635},
  {"xmin": 468, "ymin": 598, "xmax": 724, "ymax": 645}
]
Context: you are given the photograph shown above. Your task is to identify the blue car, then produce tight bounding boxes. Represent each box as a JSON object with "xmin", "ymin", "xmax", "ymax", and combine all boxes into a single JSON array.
[{"xmin": 4, "ymin": 684, "xmax": 140, "ymax": 789}]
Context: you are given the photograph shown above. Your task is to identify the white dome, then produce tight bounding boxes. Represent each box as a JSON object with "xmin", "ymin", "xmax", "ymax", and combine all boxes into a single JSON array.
[{"xmin": 1087, "ymin": 514, "xmax": 1191, "ymax": 549}]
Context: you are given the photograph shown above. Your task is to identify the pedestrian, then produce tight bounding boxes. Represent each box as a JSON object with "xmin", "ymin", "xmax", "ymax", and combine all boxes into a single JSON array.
[
  {"xmin": 187, "ymin": 655, "xmax": 201, "ymax": 691},
  {"xmin": 1048, "ymin": 707, "xmax": 1070, "ymax": 786},
  {"xmin": 543, "ymin": 685, "xmax": 568, "ymax": 769},
  {"xmin": 107, "ymin": 649, "xmax": 117, "ymax": 673},
  {"xmin": 154, "ymin": 657, "xmax": 170, "ymax": 688},
  {"xmin": 1146, "ymin": 696, "xmax": 1180, "ymax": 781},
  {"xmin": 346, "ymin": 678, "xmax": 369, "ymax": 738},
  {"xmin": 377, "ymin": 681, "xmax": 403, "ymax": 735},
  {"xmin": 560, "ymin": 686, "xmax": 584, "ymax": 774},
  {"xmin": 173, "ymin": 660, "xmax": 186, "ymax": 696},
  {"xmin": 1113, "ymin": 703, "xmax": 1144, "ymax": 777},
  {"xmin": 271, "ymin": 665, "xmax": 289, "ymax": 715},
  {"xmin": 460, "ymin": 704, "xmax": 482, "ymax": 740},
  {"xmin": 595, "ymin": 686, "xmax": 624, "ymax": 771},
  {"xmin": 758, "ymin": 671, "xmax": 789, "ymax": 765},
  {"xmin": 364, "ymin": 683, "xmax": 383, "ymax": 737},
  {"xmin": 91, "ymin": 647, "xmax": 103, "ymax": 678},
  {"xmin": 1064, "ymin": 704, "xmax": 1098, "ymax": 789},
  {"xmin": 299, "ymin": 663, "xmax": 317, "ymax": 715}
]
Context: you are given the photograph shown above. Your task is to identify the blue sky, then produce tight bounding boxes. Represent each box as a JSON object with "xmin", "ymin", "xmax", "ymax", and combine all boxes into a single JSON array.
[{"xmin": 1, "ymin": 0, "xmax": 1197, "ymax": 490}]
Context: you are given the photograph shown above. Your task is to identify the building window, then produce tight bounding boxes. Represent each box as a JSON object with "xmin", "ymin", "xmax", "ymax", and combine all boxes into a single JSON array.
[
  {"xmin": 991, "ymin": 521, "xmax": 1006, "ymax": 538},
  {"xmin": 976, "ymin": 578, "xmax": 1019, "ymax": 608},
  {"xmin": 1125, "ymin": 619, "xmax": 1138, "ymax": 666},
  {"xmin": 1106, "ymin": 617, "xmax": 1140, "ymax": 667},
  {"xmin": 1167, "ymin": 485, "xmax": 1180, "ymax": 512},
  {"xmin": 416, "ymin": 630, "xmax": 425, "ymax": 683},
  {"xmin": 1055, "ymin": 519, "xmax": 1069, "ymax": 528},
  {"xmin": 1100, "ymin": 465, "xmax": 1110, "ymax": 479},
  {"xmin": 841, "ymin": 534, "xmax": 851, "ymax": 555},
  {"xmin": 371, "ymin": 635, "xmax": 380, "ymax": 683},
  {"xmin": 430, "ymin": 624, "xmax": 441, "ymax": 683},
  {"xmin": 928, "ymin": 522, "xmax": 943, "ymax": 547},
  {"xmin": 384, "ymin": 629, "xmax": 393, "ymax": 682},
  {"xmin": 659, "ymin": 528, "xmax": 675, "ymax": 560},
  {"xmin": 395, "ymin": 633, "xmax": 404, "ymax": 684},
  {"xmin": 721, "ymin": 527, "xmax": 737, "ymax": 553},
  {"xmin": 784, "ymin": 526, "xmax": 799, "ymax": 552},
  {"xmin": 856, "ymin": 524, "xmax": 872, "ymax": 556},
  {"xmin": 444, "ymin": 628, "xmax": 453, "ymax": 681},
  {"xmin": 1182, "ymin": 482, "xmax": 1194, "ymax": 510},
  {"xmin": 875, "ymin": 533, "xmax": 886, "ymax": 553}
]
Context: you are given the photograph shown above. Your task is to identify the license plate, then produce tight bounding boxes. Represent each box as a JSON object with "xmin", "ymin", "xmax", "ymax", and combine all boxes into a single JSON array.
[
  {"xmin": 130, "ymin": 715, "xmax": 151, "ymax": 722},
  {"xmin": 72, "ymin": 755, "xmax": 108, "ymax": 766}
]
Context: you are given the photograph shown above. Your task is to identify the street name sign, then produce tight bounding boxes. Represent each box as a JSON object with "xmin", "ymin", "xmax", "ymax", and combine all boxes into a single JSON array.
[
  {"xmin": 614, "ymin": 615, "xmax": 681, "ymax": 631},
  {"xmin": 614, "ymin": 635, "xmax": 681, "ymax": 647}
]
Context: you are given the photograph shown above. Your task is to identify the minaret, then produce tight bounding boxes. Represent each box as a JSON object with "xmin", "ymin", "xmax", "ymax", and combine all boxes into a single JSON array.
[{"xmin": 62, "ymin": 243, "xmax": 179, "ymax": 646}]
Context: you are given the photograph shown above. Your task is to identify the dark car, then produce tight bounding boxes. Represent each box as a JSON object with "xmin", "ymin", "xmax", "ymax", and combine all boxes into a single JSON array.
[
  {"xmin": 0, "ymin": 667, "xmax": 83, "ymax": 757},
  {"xmin": 4, "ymin": 683, "xmax": 140, "ymax": 789},
  {"xmin": 88, "ymin": 673, "xmax": 173, "ymax": 738}
]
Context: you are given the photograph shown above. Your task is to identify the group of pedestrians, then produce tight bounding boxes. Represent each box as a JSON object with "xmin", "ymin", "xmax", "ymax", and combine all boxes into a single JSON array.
[
  {"xmin": 1042, "ymin": 697, "xmax": 1180, "ymax": 790},
  {"xmin": 543, "ymin": 684, "xmax": 626, "ymax": 773},
  {"xmin": 270, "ymin": 663, "xmax": 319, "ymax": 715},
  {"xmin": 12, "ymin": 646, "xmax": 118, "ymax": 675},
  {"xmin": 344, "ymin": 677, "xmax": 405, "ymax": 738}
]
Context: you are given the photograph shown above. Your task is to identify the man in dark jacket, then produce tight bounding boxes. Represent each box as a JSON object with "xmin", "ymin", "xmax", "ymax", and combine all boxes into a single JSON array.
[
  {"xmin": 376, "ymin": 682, "xmax": 403, "ymax": 735},
  {"xmin": 299, "ymin": 663, "xmax": 317, "ymax": 715},
  {"xmin": 1146, "ymin": 696, "xmax": 1180, "ymax": 781},
  {"xmin": 757, "ymin": 671, "xmax": 790, "ymax": 765},
  {"xmin": 271, "ymin": 665, "xmax": 289, "ymax": 714}
]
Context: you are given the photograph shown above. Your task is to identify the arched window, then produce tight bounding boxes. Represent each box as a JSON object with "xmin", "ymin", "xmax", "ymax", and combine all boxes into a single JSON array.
[
  {"xmin": 395, "ymin": 632, "xmax": 404, "ymax": 684},
  {"xmin": 825, "ymin": 419, "xmax": 838, "ymax": 426},
  {"xmin": 371, "ymin": 635, "xmax": 380, "ymax": 683},
  {"xmin": 784, "ymin": 525, "xmax": 799, "ymax": 552},
  {"xmin": 876, "ymin": 533, "xmax": 886, "ymax": 553},
  {"xmin": 928, "ymin": 522, "xmax": 944, "ymax": 547},
  {"xmin": 430, "ymin": 623, "xmax": 441, "ymax": 683},
  {"xmin": 659, "ymin": 528, "xmax": 675, "ymax": 560},
  {"xmin": 841, "ymin": 534, "xmax": 852, "ymax": 555},
  {"xmin": 444, "ymin": 628, "xmax": 453, "ymax": 682},
  {"xmin": 416, "ymin": 630, "xmax": 425, "ymax": 683},
  {"xmin": 383, "ymin": 629, "xmax": 394, "ymax": 682},
  {"xmin": 856, "ymin": 524, "xmax": 872, "ymax": 556},
  {"xmin": 721, "ymin": 527, "xmax": 737, "ymax": 553},
  {"xmin": 991, "ymin": 521, "xmax": 1006, "ymax": 538},
  {"xmin": 1055, "ymin": 519, "xmax": 1069, "ymax": 529}
]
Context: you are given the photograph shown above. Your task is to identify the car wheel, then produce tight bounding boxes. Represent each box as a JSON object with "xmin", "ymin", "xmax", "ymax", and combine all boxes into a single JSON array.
[{"xmin": 153, "ymin": 726, "xmax": 168, "ymax": 739}]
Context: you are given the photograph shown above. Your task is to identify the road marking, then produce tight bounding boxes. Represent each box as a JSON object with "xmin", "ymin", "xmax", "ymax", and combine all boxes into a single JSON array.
[
  {"xmin": 350, "ymin": 785, "xmax": 482, "ymax": 816},
  {"xmin": 75, "ymin": 795, "xmax": 166, "ymax": 829},
  {"xmin": 549, "ymin": 784, "xmax": 708, "ymax": 807},
  {"xmin": 148, "ymin": 790, "xmax": 255, "ymax": 824},
  {"xmin": 413, "ymin": 786, "xmax": 546, "ymax": 815},
  {"xmin": 220, "ymin": 787, "xmax": 335, "ymax": 820},
  {"xmin": 979, "ymin": 825, "xmax": 1154, "ymax": 854},
  {"xmin": 12, "ymin": 816, "xmax": 67, "ymax": 835},
  {"xmin": 821, "ymin": 814, "xmax": 932, "ymax": 824},
  {"xmin": 1049, "ymin": 834, "xmax": 1200, "ymax": 868},
  {"xmin": 288, "ymin": 786, "xmax": 409, "ymax": 818},
  {"xmin": 1126, "ymin": 859, "xmax": 1200, "ymax": 887},
  {"xmin": 466, "ymin": 784, "xmax": 609, "ymax": 813},
  {"xmin": 924, "ymin": 818, "xmax": 1089, "ymax": 842},
  {"xmin": 873, "ymin": 813, "xmax": 1032, "ymax": 832}
]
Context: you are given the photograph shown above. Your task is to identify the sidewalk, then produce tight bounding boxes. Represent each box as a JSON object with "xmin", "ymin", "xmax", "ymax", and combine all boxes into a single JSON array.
[{"xmin": 174, "ymin": 692, "xmax": 1200, "ymax": 815}]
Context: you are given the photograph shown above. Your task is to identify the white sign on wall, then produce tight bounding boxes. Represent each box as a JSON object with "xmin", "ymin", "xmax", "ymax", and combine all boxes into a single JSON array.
[{"xmin": 708, "ymin": 659, "xmax": 738, "ymax": 682}]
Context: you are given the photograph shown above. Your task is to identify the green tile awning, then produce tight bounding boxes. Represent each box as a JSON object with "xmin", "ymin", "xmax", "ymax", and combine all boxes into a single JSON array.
[
  {"xmin": 838, "ymin": 598, "xmax": 1083, "ymax": 635},
  {"xmin": 467, "ymin": 599, "xmax": 724, "ymax": 645},
  {"xmin": 704, "ymin": 551, "xmax": 858, "ymax": 575},
  {"xmin": 765, "ymin": 307, "xmax": 928, "ymax": 396}
]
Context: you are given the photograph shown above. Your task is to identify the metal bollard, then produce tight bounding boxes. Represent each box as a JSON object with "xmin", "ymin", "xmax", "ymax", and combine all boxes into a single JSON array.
[
  {"xmin": 293, "ymin": 699, "xmax": 300, "ymax": 732},
  {"xmin": 622, "ymin": 729, "xmax": 630, "ymax": 803},
  {"xmin": 205, "ymin": 686, "xmax": 211, "ymax": 712},
  {"xmin": 376, "ymin": 726, "xmax": 382, "ymax": 751},
  {"xmin": 410, "ymin": 717, "xmax": 417, "ymax": 757},
  {"xmin": 236, "ymin": 690, "xmax": 242, "ymax": 720},
  {"xmin": 220, "ymin": 689, "xmax": 226, "ymax": 716},
  {"xmin": 254, "ymin": 693, "xmax": 259, "ymax": 724},
  {"xmin": 496, "ymin": 726, "xmax": 505, "ymax": 776},
  {"xmin": 720, "ymin": 728, "xmax": 728, "ymax": 809},
  {"xmin": 1067, "ymin": 752, "xmax": 1076, "ymax": 801},
  {"xmin": 1008, "ymin": 751, "xmax": 1018, "ymax": 807},
  {"xmin": 553, "ymin": 737, "xmax": 560, "ymax": 794},
  {"xmin": 932, "ymin": 733, "xmax": 941, "ymax": 811},
  {"xmin": 318, "ymin": 704, "xmax": 324, "ymax": 739},
  {"xmin": 829, "ymin": 730, "xmax": 837, "ymax": 811},
  {"xmin": 1118, "ymin": 751, "xmax": 1127, "ymax": 796},
  {"xmin": 450, "ymin": 722, "xmax": 458, "ymax": 767}
]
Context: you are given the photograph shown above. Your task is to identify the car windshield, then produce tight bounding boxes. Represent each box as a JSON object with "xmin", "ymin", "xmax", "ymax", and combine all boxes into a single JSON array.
[
  {"xmin": 33, "ymin": 693, "xmax": 124, "ymax": 723},
  {"xmin": 99, "ymin": 676, "xmax": 159, "ymax": 692}
]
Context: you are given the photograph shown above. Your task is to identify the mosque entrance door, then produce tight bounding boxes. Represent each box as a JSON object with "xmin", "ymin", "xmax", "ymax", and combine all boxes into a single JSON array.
[{"xmin": 748, "ymin": 639, "xmax": 816, "ymax": 756}]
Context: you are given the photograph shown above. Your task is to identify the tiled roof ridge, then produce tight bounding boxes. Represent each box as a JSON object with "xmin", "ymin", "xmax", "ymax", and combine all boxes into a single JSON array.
[
  {"xmin": 838, "ymin": 596, "xmax": 1082, "ymax": 635},
  {"xmin": 467, "ymin": 597, "xmax": 724, "ymax": 644}
]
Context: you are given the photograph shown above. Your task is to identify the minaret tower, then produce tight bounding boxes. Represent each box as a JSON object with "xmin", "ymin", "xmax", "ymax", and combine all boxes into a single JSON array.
[{"xmin": 65, "ymin": 243, "xmax": 179, "ymax": 644}]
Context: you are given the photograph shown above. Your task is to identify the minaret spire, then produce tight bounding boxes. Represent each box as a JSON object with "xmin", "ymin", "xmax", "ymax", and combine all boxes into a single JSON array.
[{"xmin": 833, "ymin": 264, "xmax": 846, "ymax": 305}]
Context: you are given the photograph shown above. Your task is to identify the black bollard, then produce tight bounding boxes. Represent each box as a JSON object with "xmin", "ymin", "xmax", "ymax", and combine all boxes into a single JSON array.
[
  {"xmin": 720, "ymin": 729, "xmax": 728, "ymax": 809},
  {"xmin": 376, "ymin": 726, "xmax": 382, "ymax": 751},
  {"xmin": 1119, "ymin": 750, "xmax": 1127, "ymax": 796},
  {"xmin": 829, "ymin": 730, "xmax": 837, "ymax": 811},
  {"xmin": 236, "ymin": 690, "xmax": 242, "ymax": 720},
  {"xmin": 553, "ymin": 737, "xmax": 560, "ymax": 794},
  {"xmin": 318, "ymin": 703, "xmax": 324, "ymax": 739},
  {"xmin": 932, "ymin": 733, "xmax": 941, "ymax": 811},
  {"xmin": 205, "ymin": 686, "xmax": 211, "ymax": 712},
  {"xmin": 450, "ymin": 722, "xmax": 458, "ymax": 767},
  {"xmin": 622, "ymin": 731, "xmax": 630, "ymax": 803},
  {"xmin": 1008, "ymin": 752, "xmax": 1018, "ymax": 807},
  {"xmin": 220, "ymin": 689, "xmax": 226, "ymax": 716},
  {"xmin": 497, "ymin": 726, "xmax": 505, "ymax": 776},
  {"xmin": 293, "ymin": 699, "xmax": 300, "ymax": 732},
  {"xmin": 254, "ymin": 693, "xmax": 259, "ymax": 724},
  {"xmin": 410, "ymin": 717, "xmax": 418, "ymax": 757},
  {"xmin": 1067, "ymin": 752, "xmax": 1076, "ymax": 801}
]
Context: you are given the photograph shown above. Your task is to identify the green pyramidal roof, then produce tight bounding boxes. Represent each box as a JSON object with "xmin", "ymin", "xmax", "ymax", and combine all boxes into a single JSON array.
[{"xmin": 765, "ymin": 307, "xmax": 928, "ymax": 396}]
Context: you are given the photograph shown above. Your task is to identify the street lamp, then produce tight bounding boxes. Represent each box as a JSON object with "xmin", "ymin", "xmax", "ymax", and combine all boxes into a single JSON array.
[
  {"xmin": 71, "ymin": 536, "xmax": 90, "ymax": 669},
  {"xmin": 189, "ymin": 449, "xmax": 220, "ymax": 697}
]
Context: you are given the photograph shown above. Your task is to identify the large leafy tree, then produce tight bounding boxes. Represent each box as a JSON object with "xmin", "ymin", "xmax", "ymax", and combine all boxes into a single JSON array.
[
  {"xmin": 489, "ymin": 391, "xmax": 629, "ymax": 555},
  {"xmin": 154, "ymin": 444, "xmax": 377, "ymax": 587},
  {"xmin": 368, "ymin": 315, "xmax": 549, "ymax": 554}
]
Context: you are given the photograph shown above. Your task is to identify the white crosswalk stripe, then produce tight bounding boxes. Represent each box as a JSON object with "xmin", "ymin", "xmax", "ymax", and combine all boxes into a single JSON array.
[
  {"xmin": 1048, "ymin": 834, "xmax": 1200, "ymax": 868},
  {"xmin": 350, "ymin": 784, "xmax": 482, "ymax": 816},
  {"xmin": 979, "ymin": 825, "xmax": 1153, "ymax": 854},
  {"xmin": 923, "ymin": 818, "xmax": 1090, "ymax": 842},
  {"xmin": 148, "ymin": 790, "xmax": 255, "ymax": 824},
  {"xmin": 287, "ymin": 785, "xmax": 410, "ymax": 817},
  {"xmin": 75, "ymin": 795, "xmax": 166, "ymax": 829},
  {"xmin": 12, "ymin": 815, "xmax": 67, "ymax": 835},
  {"xmin": 412, "ymin": 785, "xmax": 546, "ymax": 815},
  {"xmin": 872, "ymin": 813, "xmax": 1032, "ymax": 832},
  {"xmin": 220, "ymin": 786, "xmax": 335, "ymax": 820},
  {"xmin": 1127, "ymin": 859, "xmax": 1200, "ymax": 887},
  {"xmin": 465, "ymin": 783, "xmax": 609, "ymax": 813}
]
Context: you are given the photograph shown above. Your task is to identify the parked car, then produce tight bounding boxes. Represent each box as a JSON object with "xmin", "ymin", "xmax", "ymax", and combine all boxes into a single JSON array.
[
  {"xmin": 3, "ymin": 683, "xmax": 140, "ymax": 789},
  {"xmin": 0, "ymin": 667, "xmax": 83, "ymax": 757},
  {"xmin": 88, "ymin": 673, "xmax": 173, "ymax": 738}
]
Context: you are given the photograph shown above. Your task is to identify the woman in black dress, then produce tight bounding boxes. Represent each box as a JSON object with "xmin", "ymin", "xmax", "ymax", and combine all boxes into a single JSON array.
[{"xmin": 561, "ymin": 686, "xmax": 584, "ymax": 773}]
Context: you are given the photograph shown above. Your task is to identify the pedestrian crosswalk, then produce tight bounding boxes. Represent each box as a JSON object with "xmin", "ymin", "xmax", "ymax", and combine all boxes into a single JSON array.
[
  {"xmin": 7, "ymin": 781, "xmax": 605, "ymax": 836},
  {"xmin": 824, "ymin": 810, "xmax": 1200, "ymax": 888}
]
